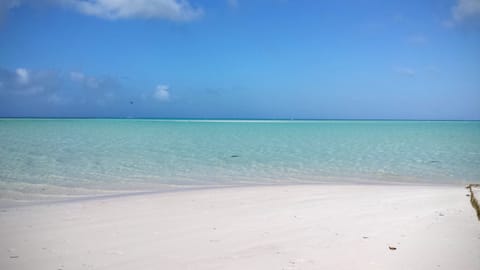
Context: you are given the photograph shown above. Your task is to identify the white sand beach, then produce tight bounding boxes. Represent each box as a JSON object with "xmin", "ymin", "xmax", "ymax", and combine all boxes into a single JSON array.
[{"xmin": 1, "ymin": 184, "xmax": 479, "ymax": 270}]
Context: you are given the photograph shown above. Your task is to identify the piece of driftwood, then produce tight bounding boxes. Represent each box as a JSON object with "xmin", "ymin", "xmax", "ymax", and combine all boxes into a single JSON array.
[{"xmin": 466, "ymin": 184, "xmax": 480, "ymax": 222}]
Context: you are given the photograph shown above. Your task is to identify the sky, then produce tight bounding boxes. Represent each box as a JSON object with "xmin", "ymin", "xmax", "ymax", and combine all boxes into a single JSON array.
[{"xmin": 0, "ymin": 0, "xmax": 479, "ymax": 119}]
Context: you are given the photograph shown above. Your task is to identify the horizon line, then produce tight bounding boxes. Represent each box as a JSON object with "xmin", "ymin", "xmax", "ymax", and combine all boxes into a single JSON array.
[{"xmin": 1, "ymin": 117, "xmax": 479, "ymax": 121}]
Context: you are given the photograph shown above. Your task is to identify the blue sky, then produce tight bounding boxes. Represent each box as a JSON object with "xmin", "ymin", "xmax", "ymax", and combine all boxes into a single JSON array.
[{"xmin": 0, "ymin": 0, "xmax": 479, "ymax": 119}]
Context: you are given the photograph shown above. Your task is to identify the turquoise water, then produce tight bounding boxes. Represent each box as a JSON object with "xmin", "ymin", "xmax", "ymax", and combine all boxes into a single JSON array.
[{"xmin": 1, "ymin": 119, "xmax": 480, "ymax": 194}]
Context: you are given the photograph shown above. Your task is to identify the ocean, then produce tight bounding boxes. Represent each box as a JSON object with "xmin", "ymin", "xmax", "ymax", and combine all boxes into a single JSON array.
[{"xmin": 1, "ymin": 119, "xmax": 479, "ymax": 196}]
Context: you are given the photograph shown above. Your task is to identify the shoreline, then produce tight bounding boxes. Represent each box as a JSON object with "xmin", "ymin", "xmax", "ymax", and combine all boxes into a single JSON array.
[
  {"xmin": 1, "ymin": 184, "xmax": 479, "ymax": 269},
  {"xmin": 0, "ymin": 180, "xmax": 467, "ymax": 209}
]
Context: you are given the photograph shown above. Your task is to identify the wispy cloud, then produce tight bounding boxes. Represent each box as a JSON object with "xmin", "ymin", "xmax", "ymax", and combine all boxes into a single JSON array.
[
  {"xmin": 0, "ymin": 0, "xmax": 20, "ymax": 11},
  {"xmin": 405, "ymin": 34, "xmax": 428, "ymax": 46},
  {"xmin": 394, "ymin": 67, "xmax": 415, "ymax": 77},
  {"xmin": 445, "ymin": 0, "xmax": 480, "ymax": 27},
  {"xmin": 0, "ymin": 0, "xmax": 20, "ymax": 21},
  {"xmin": 69, "ymin": 70, "xmax": 125, "ymax": 107},
  {"xmin": 1, "ymin": 0, "xmax": 203, "ymax": 22},
  {"xmin": 227, "ymin": 0, "xmax": 238, "ymax": 9},
  {"xmin": 425, "ymin": 65, "xmax": 440, "ymax": 74},
  {"xmin": 70, "ymin": 71, "xmax": 103, "ymax": 89},
  {"xmin": 47, "ymin": 93, "xmax": 70, "ymax": 105},
  {"xmin": 453, "ymin": 0, "xmax": 480, "ymax": 21},
  {"xmin": 153, "ymin": 84, "xmax": 170, "ymax": 102},
  {"xmin": 69, "ymin": 71, "xmax": 85, "ymax": 82}
]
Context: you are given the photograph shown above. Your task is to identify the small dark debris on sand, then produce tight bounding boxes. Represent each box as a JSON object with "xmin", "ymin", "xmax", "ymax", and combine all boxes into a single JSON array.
[
  {"xmin": 10, "ymin": 256, "xmax": 19, "ymax": 259},
  {"xmin": 388, "ymin": 246, "xmax": 397, "ymax": 250}
]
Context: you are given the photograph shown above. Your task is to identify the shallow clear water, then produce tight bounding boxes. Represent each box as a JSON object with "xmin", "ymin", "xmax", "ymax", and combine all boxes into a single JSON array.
[{"xmin": 1, "ymin": 119, "xmax": 479, "ymax": 193}]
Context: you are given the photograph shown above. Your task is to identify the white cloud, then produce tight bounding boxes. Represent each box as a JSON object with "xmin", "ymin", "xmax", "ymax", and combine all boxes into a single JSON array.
[
  {"xmin": 1, "ymin": 0, "xmax": 203, "ymax": 22},
  {"xmin": 16, "ymin": 68, "xmax": 29, "ymax": 84},
  {"xmin": 153, "ymin": 84, "xmax": 170, "ymax": 101},
  {"xmin": 0, "ymin": 67, "xmax": 60, "ymax": 96},
  {"xmin": 452, "ymin": 0, "xmax": 480, "ymax": 22},
  {"xmin": 0, "ymin": 67, "xmax": 59, "ymax": 95},
  {"xmin": 9, "ymin": 68, "xmax": 58, "ymax": 98},
  {"xmin": 58, "ymin": 0, "xmax": 203, "ymax": 21}
]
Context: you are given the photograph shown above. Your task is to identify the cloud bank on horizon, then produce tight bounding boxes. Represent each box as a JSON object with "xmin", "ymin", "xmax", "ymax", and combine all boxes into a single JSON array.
[
  {"xmin": 0, "ymin": 67, "xmax": 171, "ymax": 114},
  {"xmin": 0, "ymin": 0, "xmax": 479, "ymax": 119}
]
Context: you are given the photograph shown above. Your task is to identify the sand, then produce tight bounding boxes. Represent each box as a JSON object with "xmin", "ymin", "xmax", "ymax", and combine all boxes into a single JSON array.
[{"xmin": 1, "ymin": 184, "xmax": 479, "ymax": 270}]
